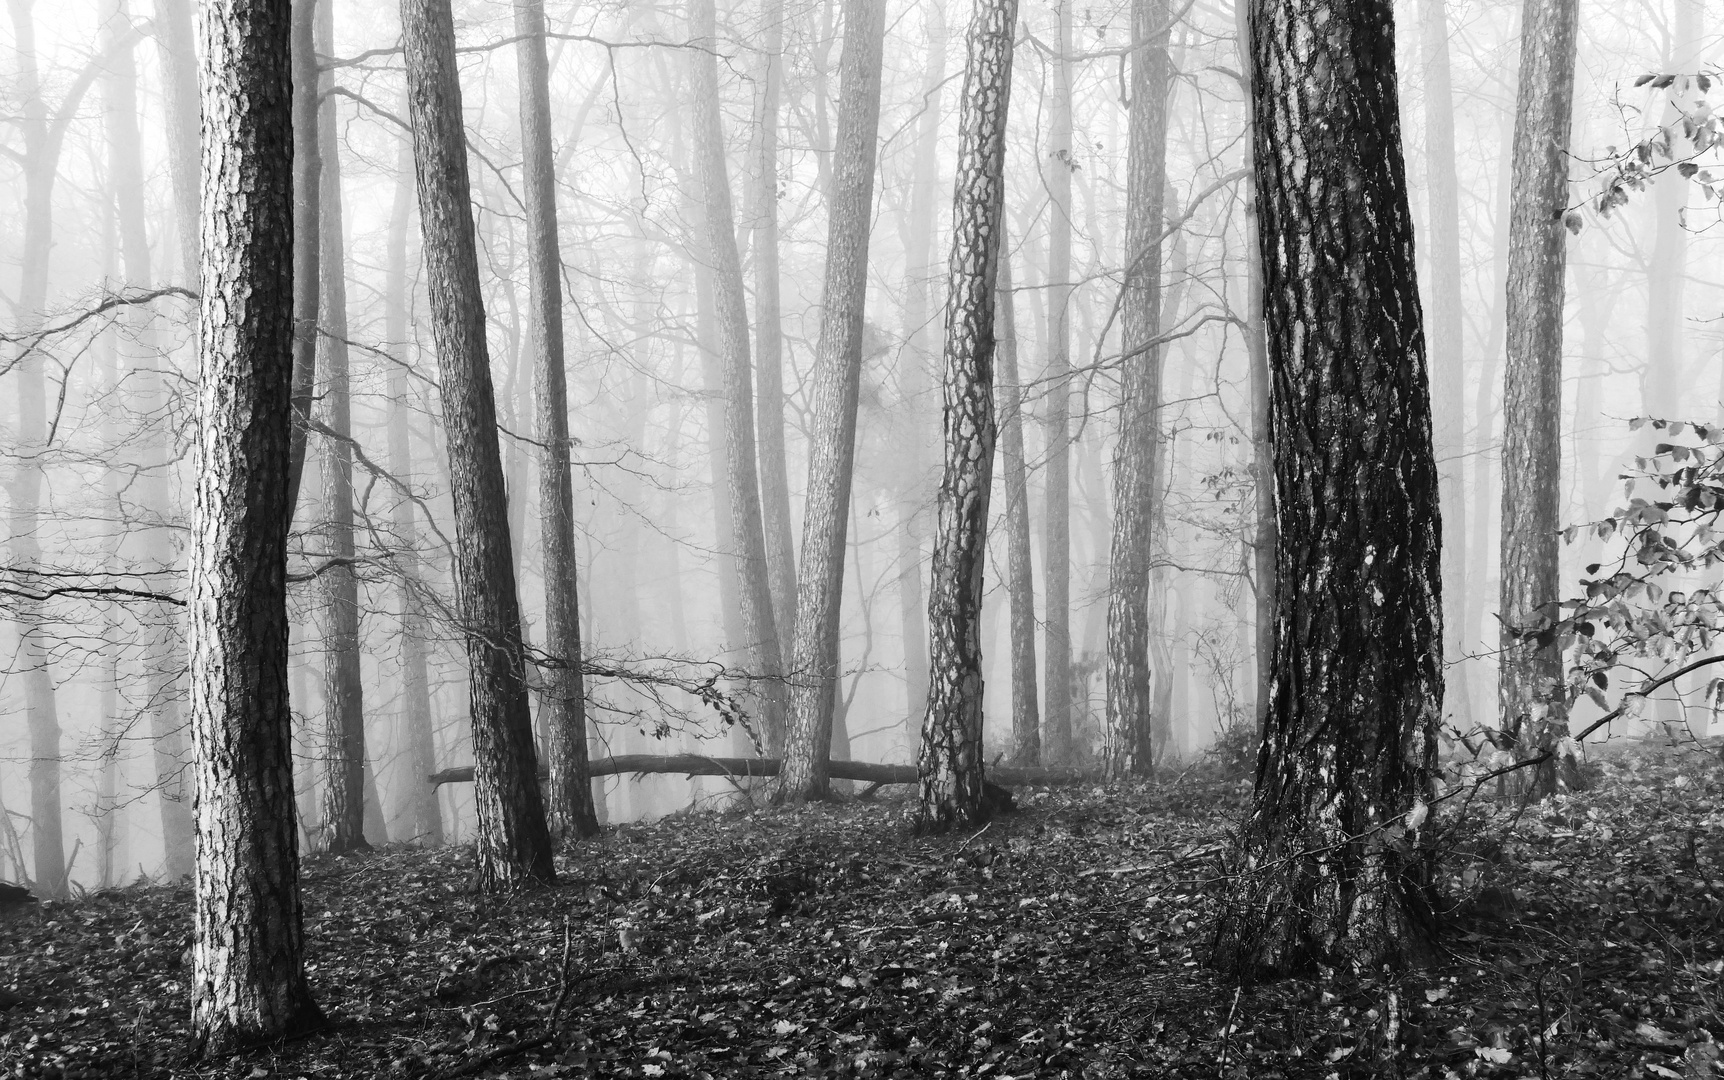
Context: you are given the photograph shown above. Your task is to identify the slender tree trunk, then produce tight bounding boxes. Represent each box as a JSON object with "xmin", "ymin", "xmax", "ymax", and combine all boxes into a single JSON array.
[
  {"xmin": 1499, "ymin": 0, "xmax": 1577, "ymax": 796},
  {"xmin": 384, "ymin": 126, "xmax": 444, "ymax": 847},
  {"xmin": 750, "ymin": 0, "xmax": 799, "ymax": 644},
  {"xmin": 776, "ymin": 0, "xmax": 887, "ymax": 802},
  {"xmin": 153, "ymin": 0, "xmax": 202, "ymax": 284},
  {"xmin": 1213, "ymin": 0, "xmax": 1443, "ymax": 978},
  {"xmin": 689, "ymin": 0, "xmax": 789, "ymax": 753},
  {"xmin": 996, "ymin": 247, "xmax": 1041, "ymax": 765},
  {"xmin": 1041, "ymin": 0, "xmax": 1076, "ymax": 763},
  {"xmin": 516, "ymin": 0, "xmax": 599, "ymax": 840},
  {"xmin": 286, "ymin": 0, "xmax": 320, "ymax": 515},
  {"xmin": 1418, "ymin": 0, "xmax": 1474, "ymax": 731},
  {"xmin": 188, "ymin": 0, "xmax": 326, "ymax": 1047},
  {"xmin": 917, "ymin": 0, "xmax": 1017, "ymax": 833},
  {"xmin": 401, "ymin": 0, "xmax": 555, "ymax": 888},
  {"xmin": 1102, "ymin": 0, "xmax": 1171, "ymax": 780},
  {"xmin": 312, "ymin": 0, "xmax": 371, "ymax": 854},
  {"xmin": 1642, "ymin": 0, "xmax": 1701, "ymax": 419}
]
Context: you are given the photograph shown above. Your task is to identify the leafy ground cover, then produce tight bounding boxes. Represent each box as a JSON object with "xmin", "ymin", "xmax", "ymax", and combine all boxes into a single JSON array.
[{"xmin": 6, "ymin": 738, "xmax": 1724, "ymax": 1078}]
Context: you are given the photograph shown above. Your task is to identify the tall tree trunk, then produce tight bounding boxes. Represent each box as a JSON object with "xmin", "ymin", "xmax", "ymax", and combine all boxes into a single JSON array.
[
  {"xmin": 384, "ymin": 124, "xmax": 444, "ymax": 847},
  {"xmin": 1041, "ymin": 0, "xmax": 1076, "ymax": 763},
  {"xmin": 996, "ymin": 246, "xmax": 1041, "ymax": 765},
  {"xmin": 188, "ymin": 0, "xmax": 326, "ymax": 1048},
  {"xmin": 689, "ymin": 0, "xmax": 789, "ymax": 753},
  {"xmin": 401, "ymin": 0, "xmax": 556, "ymax": 888},
  {"xmin": 1498, "ymin": 0, "xmax": 1577, "ymax": 796},
  {"xmin": 516, "ymin": 0, "xmax": 600, "ymax": 840},
  {"xmin": 1418, "ymin": 0, "xmax": 1474, "ymax": 731},
  {"xmin": 1642, "ymin": 0, "xmax": 1701, "ymax": 420},
  {"xmin": 314, "ymin": 0, "xmax": 371, "ymax": 854},
  {"xmin": 750, "ymin": 0, "xmax": 799, "ymax": 644},
  {"xmin": 1102, "ymin": 0, "xmax": 1171, "ymax": 780},
  {"xmin": 153, "ymin": 0, "xmax": 202, "ymax": 284},
  {"xmin": 776, "ymin": 0, "xmax": 887, "ymax": 802},
  {"xmin": 1213, "ymin": 0, "xmax": 1443, "ymax": 978},
  {"xmin": 917, "ymin": 0, "xmax": 1016, "ymax": 833},
  {"xmin": 286, "ymin": 0, "xmax": 321, "ymax": 515}
]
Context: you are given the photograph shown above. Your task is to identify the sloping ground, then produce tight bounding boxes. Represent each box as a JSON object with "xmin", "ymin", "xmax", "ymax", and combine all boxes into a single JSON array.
[{"xmin": 3, "ymin": 742, "xmax": 1724, "ymax": 1079}]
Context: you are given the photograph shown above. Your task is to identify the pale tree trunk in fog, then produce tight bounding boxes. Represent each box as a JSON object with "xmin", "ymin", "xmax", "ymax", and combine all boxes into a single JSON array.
[
  {"xmin": 384, "ymin": 129, "xmax": 444, "ymax": 847},
  {"xmin": 1642, "ymin": 0, "xmax": 1701, "ymax": 420},
  {"xmin": 313, "ymin": 0, "xmax": 372, "ymax": 853},
  {"xmin": 1041, "ymin": 0, "xmax": 1075, "ymax": 763},
  {"xmin": 188, "ymin": 0, "xmax": 325, "ymax": 1048},
  {"xmin": 1214, "ymin": 0, "xmax": 1443, "ymax": 978},
  {"xmin": 1102, "ymin": 0, "xmax": 1171, "ymax": 780},
  {"xmin": 689, "ymin": 0, "xmax": 789, "ymax": 753},
  {"xmin": 750, "ymin": 0, "xmax": 799, "ymax": 645},
  {"xmin": 402, "ymin": 0, "xmax": 555, "ymax": 887},
  {"xmin": 918, "ymin": 0, "xmax": 1015, "ymax": 833},
  {"xmin": 1418, "ymin": 0, "xmax": 1473, "ymax": 730},
  {"xmin": 1573, "ymin": 262, "xmax": 1617, "ymax": 521},
  {"xmin": 893, "ymin": 0, "xmax": 945, "ymax": 741},
  {"xmin": 286, "ymin": 0, "xmax": 320, "ymax": 516},
  {"xmin": 1499, "ymin": 0, "xmax": 1576, "ymax": 799},
  {"xmin": 777, "ymin": 0, "xmax": 886, "ymax": 803},
  {"xmin": 96, "ymin": 181, "xmax": 122, "ymax": 886},
  {"xmin": 153, "ymin": 0, "xmax": 201, "ymax": 284},
  {"xmin": 996, "ymin": 249, "xmax": 1041, "ymax": 765},
  {"xmin": 517, "ymin": 0, "xmax": 599, "ymax": 840}
]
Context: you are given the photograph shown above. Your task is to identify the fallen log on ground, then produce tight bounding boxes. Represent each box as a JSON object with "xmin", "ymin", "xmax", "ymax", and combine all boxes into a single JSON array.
[{"xmin": 428, "ymin": 754, "xmax": 1090, "ymax": 789}]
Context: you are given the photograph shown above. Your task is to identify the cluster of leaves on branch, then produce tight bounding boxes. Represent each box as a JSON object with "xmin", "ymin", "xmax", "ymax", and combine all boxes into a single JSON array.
[
  {"xmin": 1590, "ymin": 71, "xmax": 1722, "ymax": 225},
  {"xmin": 1560, "ymin": 418, "xmax": 1724, "ymax": 722}
]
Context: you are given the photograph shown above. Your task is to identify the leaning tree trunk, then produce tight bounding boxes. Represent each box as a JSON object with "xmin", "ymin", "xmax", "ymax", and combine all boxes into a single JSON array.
[
  {"xmin": 516, "ymin": 0, "xmax": 599, "ymax": 840},
  {"xmin": 314, "ymin": 0, "xmax": 371, "ymax": 854},
  {"xmin": 285, "ymin": 0, "xmax": 320, "ymax": 515},
  {"xmin": 917, "ymin": 0, "xmax": 1017, "ymax": 834},
  {"xmin": 153, "ymin": 0, "xmax": 202, "ymax": 284},
  {"xmin": 995, "ymin": 247, "xmax": 1041, "ymax": 766},
  {"xmin": 776, "ymin": 0, "xmax": 887, "ymax": 803},
  {"xmin": 188, "ymin": 0, "xmax": 326, "ymax": 1049},
  {"xmin": 688, "ymin": 0, "xmax": 790, "ymax": 753},
  {"xmin": 1498, "ymin": 0, "xmax": 1577, "ymax": 798},
  {"xmin": 401, "ymin": 0, "xmax": 555, "ymax": 888},
  {"xmin": 1212, "ymin": 0, "xmax": 1444, "ymax": 979},
  {"xmin": 1102, "ymin": 0, "xmax": 1172, "ymax": 781}
]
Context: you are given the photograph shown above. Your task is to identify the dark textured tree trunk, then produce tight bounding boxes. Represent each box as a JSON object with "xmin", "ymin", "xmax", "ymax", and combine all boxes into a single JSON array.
[
  {"xmin": 1418, "ymin": 0, "xmax": 1474, "ymax": 732},
  {"xmin": 401, "ymin": 0, "xmax": 555, "ymax": 887},
  {"xmin": 383, "ymin": 126, "xmax": 444, "ymax": 847},
  {"xmin": 153, "ymin": 0, "xmax": 202, "ymax": 284},
  {"xmin": 917, "ymin": 0, "xmax": 1016, "ymax": 834},
  {"xmin": 516, "ymin": 0, "xmax": 600, "ymax": 841},
  {"xmin": 776, "ymin": 0, "xmax": 887, "ymax": 803},
  {"xmin": 689, "ymin": 0, "xmax": 789, "ymax": 753},
  {"xmin": 1102, "ymin": 0, "xmax": 1171, "ymax": 780},
  {"xmin": 188, "ymin": 0, "xmax": 325, "ymax": 1048},
  {"xmin": 1040, "ymin": 0, "xmax": 1075, "ymax": 764},
  {"xmin": 995, "ymin": 248, "xmax": 1041, "ymax": 766},
  {"xmin": 286, "ymin": 0, "xmax": 320, "ymax": 516},
  {"xmin": 313, "ymin": 0, "xmax": 371, "ymax": 854},
  {"xmin": 1213, "ymin": 0, "xmax": 1443, "ymax": 979},
  {"xmin": 1498, "ymin": 0, "xmax": 1577, "ymax": 797}
]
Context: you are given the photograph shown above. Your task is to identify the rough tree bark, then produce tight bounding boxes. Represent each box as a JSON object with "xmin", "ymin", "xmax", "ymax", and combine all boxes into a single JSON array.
[
  {"xmin": 1498, "ymin": 0, "xmax": 1577, "ymax": 797},
  {"xmin": 996, "ymin": 247, "xmax": 1041, "ymax": 766},
  {"xmin": 917, "ymin": 0, "xmax": 1017, "ymax": 833},
  {"xmin": 401, "ymin": 0, "xmax": 555, "ymax": 887},
  {"xmin": 383, "ymin": 123, "xmax": 444, "ymax": 847},
  {"xmin": 516, "ymin": 0, "xmax": 600, "ymax": 840},
  {"xmin": 188, "ymin": 0, "xmax": 326, "ymax": 1048},
  {"xmin": 1212, "ymin": 0, "xmax": 1444, "ymax": 978},
  {"xmin": 689, "ymin": 0, "xmax": 790, "ymax": 753},
  {"xmin": 776, "ymin": 0, "xmax": 887, "ymax": 803},
  {"xmin": 1102, "ymin": 0, "xmax": 1171, "ymax": 780}
]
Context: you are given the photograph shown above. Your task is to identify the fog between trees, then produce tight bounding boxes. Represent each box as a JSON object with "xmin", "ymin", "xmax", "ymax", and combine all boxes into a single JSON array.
[{"xmin": 0, "ymin": 0, "xmax": 1718, "ymax": 899}]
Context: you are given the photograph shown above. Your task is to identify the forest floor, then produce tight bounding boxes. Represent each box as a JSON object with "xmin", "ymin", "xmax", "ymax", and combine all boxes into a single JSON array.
[{"xmin": 6, "ymin": 737, "xmax": 1724, "ymax": 1079}]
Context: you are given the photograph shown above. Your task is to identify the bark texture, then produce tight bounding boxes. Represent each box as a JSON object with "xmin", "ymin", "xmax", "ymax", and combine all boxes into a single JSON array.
[
  {"xmin": 1498, "ymin": 0, "xmax": 1577, "ymax": 796},
  {"xmin": 776, "ymin": 0, "xmax": 887, "ymax": 802},
  {"xmin": 917, "ymin": 0, "xmax": 1017, "ymax": 834},
  {"xmin": 1103, "ymin": 0, "xmax": 1172, "ymax": 780},
  {"xmin": 188, "ymin": 0, "xmax": 325, "ymax": 1048},
  {"xmin": 516, "ymin": 0, "xmax": 599, "ymax": 840},
  {"xmin": 401, "ymin": 0, "xmax": 555, "ymax": 887},
  {"xmin": 1212, "ymin": 0, "xmax": 1444, "ymax": 978}
]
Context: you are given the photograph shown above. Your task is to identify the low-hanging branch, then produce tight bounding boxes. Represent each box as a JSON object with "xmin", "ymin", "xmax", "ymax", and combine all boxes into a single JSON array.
[{"xmin": 428, "ymin": 754, "xmax": 1090, "ymax": 789}]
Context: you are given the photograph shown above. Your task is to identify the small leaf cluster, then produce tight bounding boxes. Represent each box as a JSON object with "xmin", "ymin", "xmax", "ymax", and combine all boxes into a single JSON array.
[{"xmin": 1591, "ymin": 72, "xmax": 1721, "ymax": 225}]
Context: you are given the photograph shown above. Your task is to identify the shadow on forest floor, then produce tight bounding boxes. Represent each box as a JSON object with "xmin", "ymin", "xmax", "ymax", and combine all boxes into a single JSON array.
[{"xmin": 5, "ymin": 737, "xmax": 1724, "ymax": 1078}]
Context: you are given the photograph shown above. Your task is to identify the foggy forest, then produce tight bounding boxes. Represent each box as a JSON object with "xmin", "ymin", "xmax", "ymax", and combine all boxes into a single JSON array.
[{"xmin": 5, "ymin": 0, "xmax": 1724, "ymax": 1074}]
